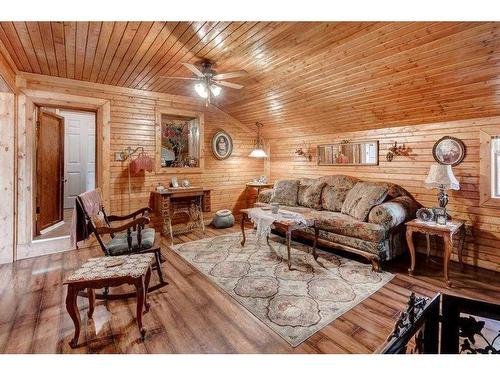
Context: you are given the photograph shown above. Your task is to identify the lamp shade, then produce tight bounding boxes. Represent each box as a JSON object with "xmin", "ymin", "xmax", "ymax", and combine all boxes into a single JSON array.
[
  {"xmin": 424, "ymin": 164, "xmax": 459, "ymax": 190},
  {"xmin": 249, "ymin": 148, "xmax": 268, "ymax": 158}
]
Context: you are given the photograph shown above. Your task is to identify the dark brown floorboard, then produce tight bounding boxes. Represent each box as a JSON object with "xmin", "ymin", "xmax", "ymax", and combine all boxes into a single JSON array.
[{"xmin": 0, "ymin": 226, "xmax": 498, "ymax": 353}]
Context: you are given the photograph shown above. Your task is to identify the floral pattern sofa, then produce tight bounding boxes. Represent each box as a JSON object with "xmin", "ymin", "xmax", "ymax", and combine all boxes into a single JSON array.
[{"xmin": 256, "ymin": 175, "xmax": 419, "ymax": 270}]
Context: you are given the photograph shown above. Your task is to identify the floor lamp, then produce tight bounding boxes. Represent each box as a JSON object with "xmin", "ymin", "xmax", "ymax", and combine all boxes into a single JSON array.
[{"xmin": 119, "ymin": 146, "xmax": 153, "ymax": 213}]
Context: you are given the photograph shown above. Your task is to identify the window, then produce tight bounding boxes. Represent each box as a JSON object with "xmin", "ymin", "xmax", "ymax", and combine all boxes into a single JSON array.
[{"xmin": 480, "ymin": 127, "xmax": 500, "ymax": 207}]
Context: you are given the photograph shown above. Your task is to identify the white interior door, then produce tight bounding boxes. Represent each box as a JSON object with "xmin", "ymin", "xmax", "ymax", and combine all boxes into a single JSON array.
[{"xmin": 61, "ymin": 111, "xmax": 96, "ymax": 209}]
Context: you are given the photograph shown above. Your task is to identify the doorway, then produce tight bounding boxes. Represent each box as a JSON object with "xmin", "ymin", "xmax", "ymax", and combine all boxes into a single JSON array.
[{"xmin": 34, "ymin": 107, "xmax": 96, "ymax": 241}]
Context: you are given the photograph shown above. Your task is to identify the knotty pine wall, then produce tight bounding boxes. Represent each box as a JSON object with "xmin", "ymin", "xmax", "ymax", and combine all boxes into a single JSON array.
[
  {"xmin": 0, "ymin": 47, "xmax": 17, "ymax": 263},
  {"xmin": 20, "ymin": 73, "xmax": 264, "ymax": 230},
  {"xmin": 268, "ymin": 117, "xmax": 500, "ymax": 272}
]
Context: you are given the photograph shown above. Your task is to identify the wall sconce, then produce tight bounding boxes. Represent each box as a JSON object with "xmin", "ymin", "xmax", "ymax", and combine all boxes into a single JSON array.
[
  {"xmin": 295, "ymin": 142, "xmax": 312, "ymax": 161},
  {"xmin": 386, "ymin": 141, "xmax": 410, "ymax": 162},
  {"xmin": 295, "ymin": 148, "xmax": 312, "ymax": 161}
]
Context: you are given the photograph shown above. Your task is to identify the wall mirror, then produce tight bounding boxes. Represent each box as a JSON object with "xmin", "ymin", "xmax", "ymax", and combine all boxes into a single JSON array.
[
  {"xmin": 317, "ymin": 141, "xmax": 379, "ymax": 166},
  {"xmin": 156, "ymin": 108, "xmax": 204, "ymax": 173}
]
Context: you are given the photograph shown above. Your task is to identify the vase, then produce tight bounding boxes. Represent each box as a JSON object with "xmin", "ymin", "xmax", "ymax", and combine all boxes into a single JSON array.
[{"xmin": 212, "ymin": 209, "xmax": 235, "ymax": 228}]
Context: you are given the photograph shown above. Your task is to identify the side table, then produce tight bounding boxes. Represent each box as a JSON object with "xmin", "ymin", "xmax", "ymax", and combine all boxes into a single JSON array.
[
  {"xmin": 405, "ymin": 219, "xmax": 466, "ymax": 287},
  {"xmin": 64, "ymin": 253, "xmax": 154, "ymax": 348},
  {"xmin": 245, "ymin": 182, "xmax": 274, "ymax": 208}
]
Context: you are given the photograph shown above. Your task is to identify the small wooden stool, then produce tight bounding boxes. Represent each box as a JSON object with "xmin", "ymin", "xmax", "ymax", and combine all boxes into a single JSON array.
[
  {"xmin": 405, "ymin": 219, "xmax": 466, "ymax": 287},
  {"xmin": 64, "ymin": 253, "xmax": 154, "ymax": 348}
]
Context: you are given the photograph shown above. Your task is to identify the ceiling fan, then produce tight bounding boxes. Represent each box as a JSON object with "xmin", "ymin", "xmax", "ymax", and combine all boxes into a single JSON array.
[{"xmin": 160, "ymin": 60, "xmax": 248, "ymax": 106}]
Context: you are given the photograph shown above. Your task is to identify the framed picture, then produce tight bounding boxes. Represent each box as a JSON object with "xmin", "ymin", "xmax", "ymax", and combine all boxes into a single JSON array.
[
  {"xmin": 433, "ymin": 207, "xmax": 447, "ymax": 224},
  {"xmin": 432, "ymin": 136, "xmax": 466, "ymax": 167},
  {"xmin": 212, "ymin": 130, "xmax": 233, "ymax": 160},
  {"xmin": 416, "ymin": 208, "xmax": 434, "ymax": 222},
  {"xmin": 436, "ymin": 214, "xmax": 447, "ymax": 225}
]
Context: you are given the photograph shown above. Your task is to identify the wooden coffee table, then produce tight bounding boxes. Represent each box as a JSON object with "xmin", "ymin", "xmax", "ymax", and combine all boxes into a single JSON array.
[
  {"xmin": 64, "ymin": 253, "xmax": 154, "ymax": 348},
  {"xmin": 240, "ymin": 207, "xmax": 319, "ymax": 270}
]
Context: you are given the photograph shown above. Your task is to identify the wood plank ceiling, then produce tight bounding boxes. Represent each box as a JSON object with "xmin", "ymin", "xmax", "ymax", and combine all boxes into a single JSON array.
[{"xmin": 1, "ymin": 21, "xmax": 499, "ymax": 138}]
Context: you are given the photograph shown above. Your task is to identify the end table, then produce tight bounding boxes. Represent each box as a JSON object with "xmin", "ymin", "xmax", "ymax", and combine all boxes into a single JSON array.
[
  {"xmin": 405, "ymin": 219, "xmax": 466, "ymax": 287},
  {"xmin": 245, "ymin": 182, "xmax": 274, "ymax": 208}
]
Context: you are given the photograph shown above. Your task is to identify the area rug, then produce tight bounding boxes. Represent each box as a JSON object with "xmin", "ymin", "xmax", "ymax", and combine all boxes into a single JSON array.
[{"xmin": 171, "ymin": 231, "xmax": 394, "ymax": 347}]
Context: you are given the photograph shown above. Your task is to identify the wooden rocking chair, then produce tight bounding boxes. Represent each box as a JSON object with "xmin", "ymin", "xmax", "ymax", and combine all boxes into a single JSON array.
[{"xmin": 76, "ymin": 191, "xmax": 167, "ymax": 300}]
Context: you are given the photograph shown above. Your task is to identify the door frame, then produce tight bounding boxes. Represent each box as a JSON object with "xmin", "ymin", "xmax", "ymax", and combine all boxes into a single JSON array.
[
  {"xmin": 53, "ymin": 109, "xmax": 97, "ymax": 210},
  {"xmin": 35, "ymin": 109, "xmax": 65, "ymax": 235},
  {"xmin": 16, "ymin": 89, "xmax": 110, "ymax": 260}
]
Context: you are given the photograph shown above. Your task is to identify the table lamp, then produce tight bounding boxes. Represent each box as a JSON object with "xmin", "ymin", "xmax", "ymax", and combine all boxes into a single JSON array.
[{"xmin": 424, "ymin": 164, "xmax": 460, "ymax": 208}]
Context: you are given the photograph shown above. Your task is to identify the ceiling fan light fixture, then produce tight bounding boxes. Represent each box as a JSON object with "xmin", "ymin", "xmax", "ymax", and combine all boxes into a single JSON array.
[
  {"xmin": 194, "ymin": 83, "xmax": 208, "ymax": 98},
  {"xmin": 210, "ymin": 84, "xmax": 222, "ymax": 97}
]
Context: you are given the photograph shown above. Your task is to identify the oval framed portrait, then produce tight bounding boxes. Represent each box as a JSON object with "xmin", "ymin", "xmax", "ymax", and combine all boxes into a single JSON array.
[
  {"xmin": 212, "ymin": 130, "xmax": 233, "ymax": 160},
  {"xmin": 432, "ymin": 136, "xmax": 466, "ymax": 166}
]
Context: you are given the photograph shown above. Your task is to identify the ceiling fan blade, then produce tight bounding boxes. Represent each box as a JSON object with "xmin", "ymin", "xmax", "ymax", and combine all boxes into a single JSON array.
[
  {"xmin": 217, "ymin": 81, "xmax": 244, "ymax": 89},
  {"xmin": 158, "ymin": 76, "xmax": 199, "ymax": 80},
  {"xmin": 182, "ymin": 62, "xmax": 205, "ymax": 77},
  {"xmin": 212, "ymin": 70, "xmax": 249, "ymax": 80}
]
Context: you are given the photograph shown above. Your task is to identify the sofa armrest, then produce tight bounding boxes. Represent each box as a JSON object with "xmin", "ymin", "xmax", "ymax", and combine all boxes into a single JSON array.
[
  {"xmin": 368, "ymin": 196, "xmax": 418, "ymax": 229},
  {"xmin": 258, "ymin": 189, "xmax": 274, "ymax": 204}
]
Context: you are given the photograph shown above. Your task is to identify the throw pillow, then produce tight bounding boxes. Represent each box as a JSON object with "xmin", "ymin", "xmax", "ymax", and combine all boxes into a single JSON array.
[
  {"xmin": 296, "ymin": 178, "xmax": 316, "ymax": 204},
  {"xmin": 341, "ymin": 182, "xmax": 389, "ymax": 221},
  {"xmin": 321, "ymin": 185, "xmax": 353, "ymax": 212},
  {"xmin": 298, "ymin": 181, "xmax": 326, "ymax": 210},
  {"xmin": 270, "ymin": 179, "xmax": 300, "ymax": 206},
  {"xmin": 298, "ymin": 180, "xmax": 327, "ymax": 209}
]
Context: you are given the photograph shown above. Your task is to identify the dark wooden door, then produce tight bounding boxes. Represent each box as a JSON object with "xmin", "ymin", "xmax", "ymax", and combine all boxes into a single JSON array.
[{"xmin": 36, "ymin": 110, "xmax": 65, "ymax": 234}]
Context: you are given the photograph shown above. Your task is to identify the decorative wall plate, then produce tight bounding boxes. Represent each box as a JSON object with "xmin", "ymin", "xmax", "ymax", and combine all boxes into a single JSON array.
[
  {"xmin": 432, "ymin": 136, "xmax": 466, "ymax": 166},
  {"xmin": 212, "ymin": 130, "xmax": 233, "ymax": 160},
  {"xmin": 416, "ymin": 208, "xmax": 435, "ymax": 222}
]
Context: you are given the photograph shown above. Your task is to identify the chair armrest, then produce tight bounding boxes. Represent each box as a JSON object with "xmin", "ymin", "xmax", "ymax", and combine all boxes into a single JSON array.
[
  {"xmin": 107, "ymin": 207, "xmax": 152, "ymax": 222},
  {"xmin": 96, "ymin": 216, "xmax": 150, "ymax": 235},
  {"xmin": 368, "ymin": 196, "xmax": 418, "ymax": 229},
  {"xmin": 258, "ymin": 189, "xmax": 274, "ymax": 204}
]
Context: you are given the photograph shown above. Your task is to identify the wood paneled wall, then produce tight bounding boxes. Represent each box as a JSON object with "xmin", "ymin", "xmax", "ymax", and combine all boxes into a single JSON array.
[
  {"xmin": 268, "ymin": 117, "xmax": 500, "ymax": 272},
  {"xmin": 18, "ymin": 73, "xmax": 264, "ymax": 236},
  {"xmin": 0, "ymin": 48, "xmax": 17, "ymax": 263},
  {"xmin": 0, "ymin": 39, "xmax": 17, "ymax": 92},
  {"xmin": 0, "ymin": 93, "xmax": 15, "ymax": 263}
]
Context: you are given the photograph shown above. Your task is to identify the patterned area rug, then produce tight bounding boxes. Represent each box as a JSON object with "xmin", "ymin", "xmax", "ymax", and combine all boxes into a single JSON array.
[{"xmin": 171, "ymin": 231, "xmax": 394, "ymax": 347}]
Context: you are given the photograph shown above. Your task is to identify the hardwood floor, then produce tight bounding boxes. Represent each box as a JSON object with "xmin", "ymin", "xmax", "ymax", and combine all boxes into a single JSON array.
[
  {"xmin": 0, "ymin": 225, "xmax": 498, "ymax": 354},
  {"xmin": 34, "ymin": 209, "xmax": 73, "ymax": 241}
]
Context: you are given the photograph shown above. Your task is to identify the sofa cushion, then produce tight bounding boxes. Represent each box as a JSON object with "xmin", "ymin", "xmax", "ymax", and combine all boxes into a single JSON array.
[
  {"xmin": 321, "ymin": 185, "xmax": 352, "ymax": 212},
  {"xmin": 296, "ymin": 178, "xmax": 315, "ymax": 204},
  {"xmin": 270, "ymin": 180, "xmax": 299, "ymax": 206},
  {"xmin": 368, "ymin": 195, "xmax": 419, "ymax": 228},
  {"xmin": 318, "ymin": 175, "xmax": 359, "ymax": 188},
  {"xmin": 298, "ymin": 180, "xmax": 326, "ymax": 210},
  {"xmin": 341, "ymin": 182, "xmax": 389, "ymax": 221},
  {"xmin": 313, "ymin": 211, "xmax": 387, "ymax": 242},
  {"xmin": 301, "ymin": 226, "xmax": 390, "ymax": 257},
  {"xmin": 257, "ymin": 188, "xmax": 273, "ymax": 204}
]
